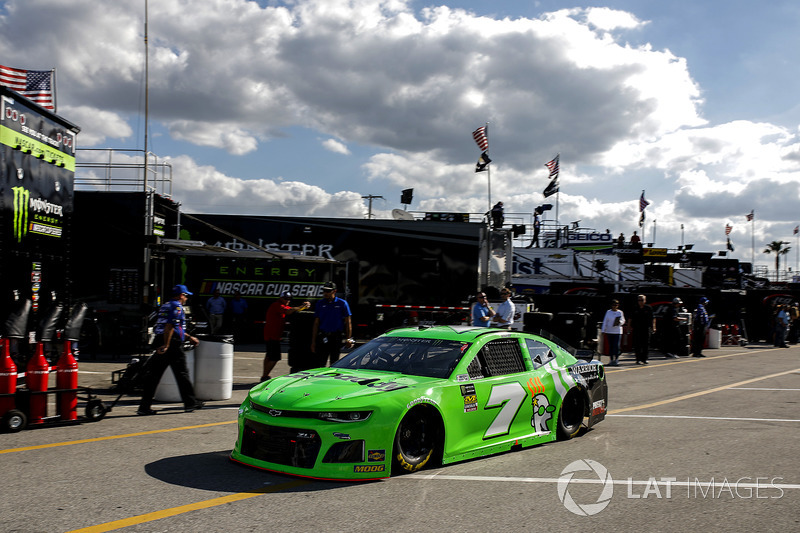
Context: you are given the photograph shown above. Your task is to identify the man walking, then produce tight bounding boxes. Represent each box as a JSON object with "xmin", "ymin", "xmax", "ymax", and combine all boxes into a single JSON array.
[
  {"xmin": 311, "ymin": 282, "xmax": 353, "ymax": 366},
  {"xmin": 138, "ymin": 284, "xmax": 203, "ymax": 415},
  {"xmin": 630, "ymin": 294, "xmax": 655, "ymax": 364}
]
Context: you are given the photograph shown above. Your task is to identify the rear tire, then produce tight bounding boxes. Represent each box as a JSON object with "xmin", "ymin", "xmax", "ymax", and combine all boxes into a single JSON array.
[
  {"xmin": 557, "ymin": 390, "xmax": 584, "ymax": 440},
  {"xmin": 392, "ymin": 408, "xmax": 441, "ymax": 474},
  {"xmin": 85, "ymin": 399, "xmax": 107, "ymax": 422}
]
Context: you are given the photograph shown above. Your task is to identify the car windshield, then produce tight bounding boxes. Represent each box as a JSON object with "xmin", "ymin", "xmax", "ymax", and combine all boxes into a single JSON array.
[{"xmin": 333, "ymin": 336, "xmax": 471, "ymax": 379}]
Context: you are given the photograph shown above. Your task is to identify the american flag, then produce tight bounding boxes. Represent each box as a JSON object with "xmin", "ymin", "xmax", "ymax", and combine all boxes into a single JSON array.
[
  {"xmin": 746, "ymin": 210, "xmax": 754, "ymax": 222},
  {"xmin": 639, "ymin": 191, "xmax": 650, "ymax": 212},
  {"xmin": 794, "ymin": 226, "xmax": 799, "ymax": 235},
  {"xmin": 0, "ymin": 65, "xmax": 55, "ymax": 110},
  {"xmin": 472, "ymin": 126, "xmax": 489, "ymax": 152},
  {"xmin": 725, "ymin": 224, "xmax": 732, "ymax": 236},
  {"xmin": 545, "ymin": 154, "xmax": 559, "ymax": 178}
]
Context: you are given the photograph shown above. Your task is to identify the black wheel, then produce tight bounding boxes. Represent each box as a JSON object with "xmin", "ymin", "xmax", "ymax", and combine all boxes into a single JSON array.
[
  {"xmin": 392, "ymin": 408, "xmax": 441, "ymax": 474},
  {"xmin": 85, "ymin": 399, "xmax": 107, "ymax": 422},
  {"xmin": 557, "ymin": 390, "xmax": 584, "ymax": 440},
  {"xmin": 2, "ymin": 409, "xmax": 27, "ymax": 433}
]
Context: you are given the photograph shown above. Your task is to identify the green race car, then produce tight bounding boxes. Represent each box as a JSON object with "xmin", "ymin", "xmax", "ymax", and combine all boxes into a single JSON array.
[{"xmin": 231, "ymin": 326, "xmax": 607, "ymax": 480}]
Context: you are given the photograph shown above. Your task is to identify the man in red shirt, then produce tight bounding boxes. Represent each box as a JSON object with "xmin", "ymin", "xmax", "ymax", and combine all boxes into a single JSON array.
[{"xmin": 262, "ymin": 291, "xmax": 310, "ymax": 381}]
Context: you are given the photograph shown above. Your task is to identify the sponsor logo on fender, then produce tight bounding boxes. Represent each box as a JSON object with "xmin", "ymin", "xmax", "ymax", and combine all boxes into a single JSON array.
[
  {"xmin": 367, "ymin": 450, "xmax": 386, "ymax": 462},
  {"xmin": 354, "ymin": 464, "xmax": 385, "ymax": 473}
]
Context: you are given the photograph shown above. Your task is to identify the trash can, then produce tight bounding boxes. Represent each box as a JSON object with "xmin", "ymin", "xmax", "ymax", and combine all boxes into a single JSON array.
[
  {"xmin": 707, "ymin": 328, "xmax": 721, "ymax": 349},
  {"xmin": 154, "ymin": 346, "xmax": 195, "ymax": 402},
  {"xmin": 194, "ymin": 334, "xmax": 234, "ymax": 401}
]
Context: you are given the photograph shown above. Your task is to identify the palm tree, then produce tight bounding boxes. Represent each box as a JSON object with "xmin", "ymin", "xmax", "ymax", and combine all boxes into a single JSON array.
[{"xmin": 764, "ymin": 240, "xmax": 791, "ymax": 280}]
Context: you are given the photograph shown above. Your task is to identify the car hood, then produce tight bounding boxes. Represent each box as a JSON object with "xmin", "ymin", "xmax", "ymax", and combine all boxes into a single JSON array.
[{"xmin": 251, "ymin": 369, "xmax": 435, "ymax": 409}]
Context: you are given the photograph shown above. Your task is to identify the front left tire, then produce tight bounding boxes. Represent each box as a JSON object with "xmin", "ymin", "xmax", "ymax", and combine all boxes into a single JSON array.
[{"xmin": 392, "ymin": 408, "xmax": 441, "ymax": 474}]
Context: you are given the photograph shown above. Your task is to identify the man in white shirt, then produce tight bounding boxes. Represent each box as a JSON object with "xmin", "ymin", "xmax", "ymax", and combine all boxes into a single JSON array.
[{"xmin": 492, "ymin": 288, "xmax": 515, "ymax": 329}]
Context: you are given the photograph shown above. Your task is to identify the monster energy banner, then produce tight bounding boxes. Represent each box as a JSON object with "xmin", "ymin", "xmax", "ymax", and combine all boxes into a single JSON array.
[{"xmin": 1, "ymin": 87, "xmax": 77, "ymax": 254}]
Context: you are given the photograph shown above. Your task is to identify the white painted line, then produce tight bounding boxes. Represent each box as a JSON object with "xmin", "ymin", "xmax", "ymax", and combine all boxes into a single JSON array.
[
  {"xmin": 608, "ymin": 414, "xmax": 800, "ymax": 422},
  {"xmin": 730, "ymin": 387, "xmax": 800, "ymax": 391},
  {"xmin": 403, "ymin": 474, "xmax": 800, "ymax": 490}
]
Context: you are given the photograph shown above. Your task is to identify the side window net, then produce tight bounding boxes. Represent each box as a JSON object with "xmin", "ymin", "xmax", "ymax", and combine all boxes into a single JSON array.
[{"xmin": 480, "ymin": 339, "xmax": 525, "ymax": 377}]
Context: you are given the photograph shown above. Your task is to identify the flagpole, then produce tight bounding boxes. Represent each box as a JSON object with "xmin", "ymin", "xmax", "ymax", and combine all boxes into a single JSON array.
[
  {"xmin": 485, "ymin": 122, "xmax": 491, "ymax": 211},
  {"xmin": 751, "ymin": 211, "xmax": 754, "ymax": 266},
  {"xmin": 51, "ymin": 68, "xmax": 57, "ymax": 113}
]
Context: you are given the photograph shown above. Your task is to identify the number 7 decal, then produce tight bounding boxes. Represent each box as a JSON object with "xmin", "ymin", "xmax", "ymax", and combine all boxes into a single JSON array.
[{"xmin": 484, "ymin": 382, "xmax": 527, "ymax": 439}]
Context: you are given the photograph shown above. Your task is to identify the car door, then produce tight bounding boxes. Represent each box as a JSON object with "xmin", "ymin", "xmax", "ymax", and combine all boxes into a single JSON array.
[{"xmin": 446, "ymin": 337, "xmax": 539, "ymax": 457}]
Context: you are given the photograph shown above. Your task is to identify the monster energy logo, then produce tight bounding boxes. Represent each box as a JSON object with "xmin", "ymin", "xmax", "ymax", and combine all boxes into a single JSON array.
[{"xmin": 12, "ymin": 186, "xmax": 29, "ymax": 243}]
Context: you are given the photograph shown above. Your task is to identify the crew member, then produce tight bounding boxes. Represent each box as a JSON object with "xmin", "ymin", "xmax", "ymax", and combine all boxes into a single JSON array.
[
  {"xmin": 137, "ymin": 284, "xmax": 203, "ymax": 415},
  {"xmin": 311, "ymin": 282, "xmax": 353, "ymax": 366}
]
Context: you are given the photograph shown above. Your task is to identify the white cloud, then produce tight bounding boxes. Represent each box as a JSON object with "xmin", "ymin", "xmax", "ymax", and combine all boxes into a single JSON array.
[{"xmin": 321, "ymin": 138, "xmax": 351, "ymax": 155}]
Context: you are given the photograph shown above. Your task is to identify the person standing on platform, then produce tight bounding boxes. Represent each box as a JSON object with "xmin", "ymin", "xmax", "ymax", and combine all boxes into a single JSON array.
[
  {"xmin": 601, "ymin": 299, "xmax": 625, "ymax": 366},
  {"xmin": 311, "ymin": 282, "xmax": 353, "ymax": 366},
  {"xmin": 630, "ymin": 294, "xmax": 655, "ymax": 364},
  {"xmin": 262, "ymin": 291, "xmax": 310, "ymax": 382},
  {"xmin": 137, "ymin": 284, "xmax": 203, "ymax": 415}
]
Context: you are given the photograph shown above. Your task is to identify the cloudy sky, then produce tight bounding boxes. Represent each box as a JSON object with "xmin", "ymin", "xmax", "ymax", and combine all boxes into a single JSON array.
[{"xmin": 3, "ymin": 0, "xmax": 800, "ymax": 268}]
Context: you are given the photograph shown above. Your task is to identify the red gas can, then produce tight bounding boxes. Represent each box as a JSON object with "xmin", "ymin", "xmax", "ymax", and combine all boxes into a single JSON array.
[
  {"xmin": 56, "ymin": 340, "xmax": 78, "ymax": 421},
  {"xmin": 25, "ymin": 343, "xmax": 51, "ymax": 424},
  {"xmin": 0, "ymin": 339, "xmax": 18, "ymax": 415}
]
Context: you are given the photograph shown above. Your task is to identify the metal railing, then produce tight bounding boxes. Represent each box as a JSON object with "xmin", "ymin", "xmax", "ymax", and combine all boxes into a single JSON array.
[{"xmin": 75, "ymin": 148, "xmax": 173, "ymax": 197}]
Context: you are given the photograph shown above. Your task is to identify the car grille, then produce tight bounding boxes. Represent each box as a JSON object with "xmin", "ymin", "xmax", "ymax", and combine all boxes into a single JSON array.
[{"xmin": 241, "ymin": 420, "xmax": 321, "ymax": 469}]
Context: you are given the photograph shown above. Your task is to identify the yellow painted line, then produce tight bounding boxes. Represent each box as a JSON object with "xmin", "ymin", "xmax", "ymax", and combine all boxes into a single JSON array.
[
  {"xmin": 0, "ymin": 420, "xmax": 236, "ymax": 454},
  {"xmin": 608, "ymin": 367, "xmax": 800, "ymax": 414},
  {"xmin": 66, "ymin": 479, "xmax": 311, "ymax": 533}
]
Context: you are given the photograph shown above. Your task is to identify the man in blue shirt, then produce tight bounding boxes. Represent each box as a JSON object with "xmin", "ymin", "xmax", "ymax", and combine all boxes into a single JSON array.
[
  {"xmin": 206, "ymin": 289, "xmax": 226, "ymax": 333},
  {"xmin": 691, "ymin": 297, "xmax": 711, "ymax": 358},
  {"xmin": 471, "ymin": 292, "xmax": 495, "ymax": 327},
  {"xmin": 137, "ymin": 284, "xmax": 203, "ymax": 415},
  {"xmin": 311, "ymin": 282, "xmax": 353, "ymax": 366}
]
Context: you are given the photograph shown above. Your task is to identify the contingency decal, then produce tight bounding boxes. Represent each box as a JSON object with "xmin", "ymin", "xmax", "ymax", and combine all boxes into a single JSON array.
[
  {"xmin": 460, "ymin": 383, "xmax": 478, "ymax": 413},
  {"xmin": 483, "ymin": 382, "xmax": 527, "ymax": 439},
  {"xmin": 368, "ymin": 450, "xmax": 386, "ymax": 462},
  {"xmin": 592, "ymin": 399, "xmax": 606, "ymax": 417},
  {"xmin": 354, "ymin": 464, "xmax": 385, "ymax": 473},
  {"xmin": 527, "ymin": 377, "xmax": 554, "ymax": 434}
]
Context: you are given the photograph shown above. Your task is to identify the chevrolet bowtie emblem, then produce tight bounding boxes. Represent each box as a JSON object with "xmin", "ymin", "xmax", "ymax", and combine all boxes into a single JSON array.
[{"xmin": 268, "ymin": 409, "xmax": 282, "ymax": 417}]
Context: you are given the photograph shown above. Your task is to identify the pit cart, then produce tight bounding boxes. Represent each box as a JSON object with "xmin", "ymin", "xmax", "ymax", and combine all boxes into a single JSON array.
[{"xmin": 0, "ymin": 384, "xmax": 107, "ymax": 433}]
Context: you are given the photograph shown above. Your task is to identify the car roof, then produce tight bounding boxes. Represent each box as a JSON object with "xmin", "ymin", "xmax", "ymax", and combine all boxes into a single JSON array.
[{"xmin": 381, "ymin": 325, "xmax": 518, "ymax": 342}]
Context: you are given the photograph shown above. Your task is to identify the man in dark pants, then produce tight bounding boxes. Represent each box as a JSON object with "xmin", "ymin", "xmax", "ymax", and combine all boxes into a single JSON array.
[
  {"xmin": 663, "ymin": 298, "xmax": 686, "ymax": 358},
  {"xmin": 630, "ymin": 294, "xmax": 655, "ymax": 364},
  {"xmin": 138, "ymin": 285, "xmax": 203, "ymax": 415},
  {"xmin": 691, "ymin": 297, "xmax": 711, "ymax": 357},
  {"xmin": 311, "ymin": 282, "xmax": 353, "ymax": 366}
]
